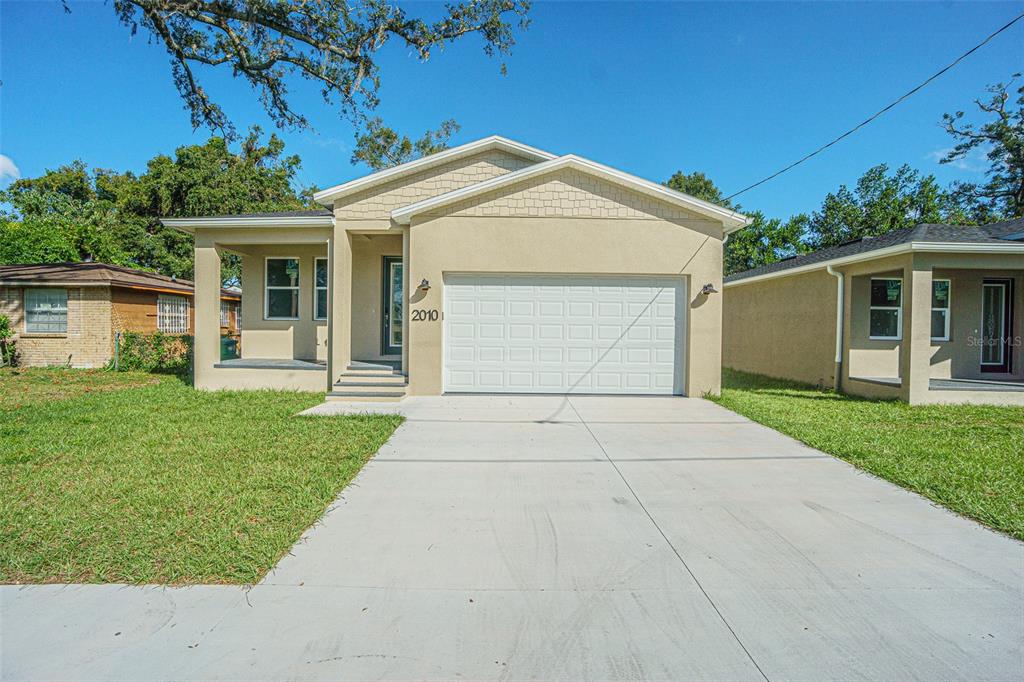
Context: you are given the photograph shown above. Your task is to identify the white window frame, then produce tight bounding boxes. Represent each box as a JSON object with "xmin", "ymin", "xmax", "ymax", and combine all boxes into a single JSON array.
[
  {"xmin": 931, "ymin": 279, "xmax": 951, "ymax": 342},
  {"xmin": 157, "ymin": 294, "xmax": 190, "ymax": 334},
  {"xmin": 220, "ymin": 301, "xmax": 231, "ymax": 327},
  {"xmin": 314, "ymin": 257, "xmax": 328, "ymax": 321},
  {"xmin": 24, "ymin": 288, "xmax": 68, "ymax": 334},
  {"xmin": 869, "ymin": 277, "xmax": 903, "ymax": 341},
  {"xmin": 264, "ymin": 256, "xmax": 301, "ymax": 321}
]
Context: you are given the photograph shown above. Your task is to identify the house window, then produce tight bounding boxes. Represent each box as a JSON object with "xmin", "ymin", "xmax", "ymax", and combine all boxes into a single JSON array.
[
  {"xmin": 314, "ymin": 257, "xmax": 328, "ymax": 320},
  {"xmin": 265, "ymin": 258, "xmax": 299, "ymax": 320},
  {"xmin": 157, "ymin": 295, "xmax": 189, "ymax": 333},
  {"xmin": 869, "ymin": 278, "xmax": 902, "ymax": 340},
  {"xmin": 220, "ymin": 301, "xmax": 231, "ymax": 327},
  {"xmin": 25, "ymin": 288, "xmax": 68, "ymax": 333},
  {"xmin": 931, "ymin": 280, "xmax": 951, "ymax": 341}
]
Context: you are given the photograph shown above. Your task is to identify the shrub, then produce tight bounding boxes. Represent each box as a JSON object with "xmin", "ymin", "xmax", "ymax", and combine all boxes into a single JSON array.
[
  {"xmin": 0, "ymin": 315, "xmax": 18, "ymax": 367},
  {"xmin": 115, "ymin": 332, "xmax": 192, "ymax": 374}
]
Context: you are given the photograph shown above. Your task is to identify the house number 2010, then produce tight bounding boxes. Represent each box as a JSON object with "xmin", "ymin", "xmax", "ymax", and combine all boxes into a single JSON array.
[{"xmin": 412, "ymin": 309, "xmax": 439, "ymax": 322}]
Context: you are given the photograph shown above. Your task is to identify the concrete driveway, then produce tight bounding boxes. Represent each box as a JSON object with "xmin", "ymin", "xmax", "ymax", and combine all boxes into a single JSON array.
[{"xmin": 3, "ymin": 396, "xmax": 1022, "ymax": 680}]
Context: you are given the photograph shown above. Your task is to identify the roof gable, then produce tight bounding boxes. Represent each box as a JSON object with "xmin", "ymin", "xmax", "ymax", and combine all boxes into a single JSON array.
[
  {"xmin": 391, "ymin": 155, "xmax": 750, "ymax": 230},
  {"xmin": 330, "ymin": 147, "xmax": 539, "ymax": 221},
  {"xmin": 312, "ymin": 136, "xmax": 555, "ymax": 207}
]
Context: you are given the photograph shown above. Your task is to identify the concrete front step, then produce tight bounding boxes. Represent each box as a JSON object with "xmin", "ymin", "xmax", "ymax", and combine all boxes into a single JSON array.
[
  {"xmin": 342, "ymin": 368, "xmax": 406, "ymax": 378},
  {"xmin": 335, "ymin": 380, "xmax": 409, "ymax": 389},
  {"xmin": 347, "ymin": 361, "xmax": 402, "ymax": 372},
  {"xmin": 326, "ymin": 390, "xmax": 406, "ymax": 402},
  {"xmin": 336, "ymin": 372, "xmax": 407, "ymax": 383},
  {"xmin": 329, "ymin": 361, "xmax": 408, "ymax": 401}
]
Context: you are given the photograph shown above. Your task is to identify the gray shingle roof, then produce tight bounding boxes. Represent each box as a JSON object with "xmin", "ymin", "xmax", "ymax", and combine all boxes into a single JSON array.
[
  {"xmin": 725, "ymin": 220, "xmax": 1024, "ymax": 283},
  {"xmin": 982, "ymin": 217, "xmax": 1024, "ymax": 239}
]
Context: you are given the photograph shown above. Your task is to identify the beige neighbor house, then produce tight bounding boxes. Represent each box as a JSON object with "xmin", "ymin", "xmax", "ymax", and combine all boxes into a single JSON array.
[
  {"xmin": 723, "ymin": 219, "xmax": 1024, "ymax": 405},
  {"xmin": 163, "ymin": 136, "xmax": 750, "ymax": 401},
  {"xmin": 0, "ymin": 262, "xmax": 241, "ymax": 368}
]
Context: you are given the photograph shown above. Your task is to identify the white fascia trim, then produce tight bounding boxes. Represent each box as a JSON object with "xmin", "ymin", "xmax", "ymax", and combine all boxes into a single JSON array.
[
  {"xmin": 312, "ymin": 136, "xmax": 557, "ymax": 206},
  {"xmin": 161, "ymin": 216, "xmax": 335, "ymax": 234},
  {"xmin": 391, "ymin": 154, "xmax": 751, "ymax": 230},
  {"xmin": 724, "ymin": 241, "xmax": 1024, "ymax": 288}
]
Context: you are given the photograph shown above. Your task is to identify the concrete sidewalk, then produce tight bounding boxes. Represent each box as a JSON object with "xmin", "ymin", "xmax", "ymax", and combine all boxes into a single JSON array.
[{"xmin": 3, "ymin": 396, "xmax": 1022, "ymax": 680}]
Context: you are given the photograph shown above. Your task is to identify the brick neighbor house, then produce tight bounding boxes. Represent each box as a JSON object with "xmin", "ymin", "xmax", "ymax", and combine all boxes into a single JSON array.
[{"xmin": 0, "ymin": 262, "xmax": 241, "ymax": 368}]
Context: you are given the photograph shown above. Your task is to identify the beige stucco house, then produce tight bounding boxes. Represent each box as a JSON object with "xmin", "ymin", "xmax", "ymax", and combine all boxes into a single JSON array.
[
  {"xmin": 723, "ymin": 220, "xmax": 1024, "ymax": 405},
  {"xmin": 163, "ymin": 136, "xmax": 750, "ymax": 400}
]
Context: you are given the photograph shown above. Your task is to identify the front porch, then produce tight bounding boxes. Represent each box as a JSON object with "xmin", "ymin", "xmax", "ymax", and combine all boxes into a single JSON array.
[
  {"xmin": 840, "ymin": 250, "xmax": 1023, "ymax": 405},
  {"xmin": 186, "ymin": 216, "xmax": 410, "ymax": 397}
]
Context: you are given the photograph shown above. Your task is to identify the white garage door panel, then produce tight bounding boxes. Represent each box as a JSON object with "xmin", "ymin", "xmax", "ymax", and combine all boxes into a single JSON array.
[{"xmin": 444, "ymin": 275, "xmax": 685, "ymax": 395}]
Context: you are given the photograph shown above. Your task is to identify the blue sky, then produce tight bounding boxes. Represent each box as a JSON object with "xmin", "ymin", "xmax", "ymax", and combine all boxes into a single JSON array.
[{"xmin": 1, "ymin": 1, "xmax": 1021, "ymax": 219}]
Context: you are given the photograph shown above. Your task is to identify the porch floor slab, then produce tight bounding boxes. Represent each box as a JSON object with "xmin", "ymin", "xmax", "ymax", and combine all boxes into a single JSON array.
[
  {"xmin": 930, "ymin": 378, "xmax": 1024, "ymax": 392},
  {"xmin": 213, "ymin": 358, "xmax": 326, "ymax": 371}
]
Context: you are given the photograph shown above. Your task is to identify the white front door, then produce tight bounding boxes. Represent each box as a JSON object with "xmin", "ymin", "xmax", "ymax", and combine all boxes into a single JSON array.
[{"xmin": 443, "ymin": 274, "xmax": 685, "ymax": 394}]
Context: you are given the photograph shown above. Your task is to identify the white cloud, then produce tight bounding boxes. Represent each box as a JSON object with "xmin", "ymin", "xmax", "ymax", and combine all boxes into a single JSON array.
[
  {"xmin": 927, "ymin": 146, "xmax": 987, "ymax": 173},
  {"xmin": 0, "ymin": 154, "xmax": 20, "ymax": 184}
]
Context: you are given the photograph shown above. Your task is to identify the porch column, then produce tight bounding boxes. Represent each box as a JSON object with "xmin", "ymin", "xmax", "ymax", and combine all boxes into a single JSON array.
[
  {"xmin": 900, "ymin": 255, "xmax": 933, "ymax": 404},
  {"xmin": 328, "ymin": 228, "xmax": 353, "ymax": 382},
  {"xmin": 401, "ymin": 226, "xmax": 410, "ymax": 374},
  {"xmin": 193, "ymin": 235, "xmax": 221, "ymax": 390}
]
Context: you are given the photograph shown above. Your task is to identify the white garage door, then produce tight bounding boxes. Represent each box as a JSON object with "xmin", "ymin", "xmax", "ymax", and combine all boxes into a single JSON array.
[{"xmin": 444, "ymin": 274, "xmax": 685, "ymax": 394}]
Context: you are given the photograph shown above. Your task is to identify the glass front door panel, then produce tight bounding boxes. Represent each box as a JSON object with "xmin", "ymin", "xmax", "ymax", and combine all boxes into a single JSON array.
[
  {"xmin": 981, "ymin": 283, "xmax": 1006, "ymax": 366},
  {"xmin": 381, "ymin": 256, "xmax": 403, "ymax": 356},
  {"xmin": 390, "ymin": 261, "xmax": 404, "ymax": 348}
]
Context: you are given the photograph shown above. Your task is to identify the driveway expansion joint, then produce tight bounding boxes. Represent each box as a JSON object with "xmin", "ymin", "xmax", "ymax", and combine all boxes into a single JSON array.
[{"xmin": 564, "ymin": 396, "xmax": 772, "ymax": 682}]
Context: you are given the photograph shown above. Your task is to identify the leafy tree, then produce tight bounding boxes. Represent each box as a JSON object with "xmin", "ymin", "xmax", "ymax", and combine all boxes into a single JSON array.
[
  {"xmin": 0, "ymin": 177, "xmax": 129, "ymax": 266},
  {"xmin": 0, "ymin": 128, "xmax": 306, "ymax": 285},
  {"xmin": 805, "ymin": 164, "xmax": 961, "ymax": 249},
  {"xmin": 110, "ymin": 0, "xmax": 529, "ymax": 149},
  {"xmin": 941, "ymin": 74, "xmax": 1024, "ymax": 219},
  {"xmin": 665, "ymin": 170, "xmax": 733, "ymax": 208},
  {"xmin": 665, "ymin": 170, "xmax": 806, "ymax": 274},
  {"xmin": 724, "ymin": 212, "xmax": 808, "ymax": 276},
  {"xmin": 352, "ymin": 118, "xmax": 461, "ymax": 170}
]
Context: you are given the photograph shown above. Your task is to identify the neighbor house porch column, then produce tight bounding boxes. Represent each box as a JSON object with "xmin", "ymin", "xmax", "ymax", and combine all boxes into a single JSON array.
[
  {"xmin": 900, "ymin": 255, "xmax": 933, "ymax": 404},
  {"xmin": 193, "ymin": 234, "xmax": 221, "ymax": 390},
  {"xmin": 327, "ymin": 227, "xmax": 353, "ymax": 382}
]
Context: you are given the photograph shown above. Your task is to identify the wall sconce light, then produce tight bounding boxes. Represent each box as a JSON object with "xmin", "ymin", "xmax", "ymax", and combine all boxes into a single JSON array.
[
  {"xmin": 701, "ymin": 283, "xmax": 718, "ymax": 295},
  {"xmin": 418, "ymin": 278, "xmax": 431, "ymax": 291}
]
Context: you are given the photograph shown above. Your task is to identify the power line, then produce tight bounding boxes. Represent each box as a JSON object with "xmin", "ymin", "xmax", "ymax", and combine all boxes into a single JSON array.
[{"xmin": 724, "ymin": 10, "xmax": 1024, "ymax": 202}]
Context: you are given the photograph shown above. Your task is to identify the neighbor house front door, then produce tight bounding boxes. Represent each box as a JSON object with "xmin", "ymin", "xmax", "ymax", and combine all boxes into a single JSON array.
[
  {"xmin": 980, "ymin": 279, "xmax": 1013, "ymax": 373},
  {"xmin": 382, "ymin": 256, "xmax": 403, "ymax": 356}
]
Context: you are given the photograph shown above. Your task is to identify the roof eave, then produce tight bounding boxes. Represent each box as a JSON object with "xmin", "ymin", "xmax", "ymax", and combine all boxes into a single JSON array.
[
  {"xmin": 312, "ymin": 136, "xmax": 558, "ymax": 207},
  {"xmin": 161, "ymin": 216, "xmax": 335, "ymax": 234}
]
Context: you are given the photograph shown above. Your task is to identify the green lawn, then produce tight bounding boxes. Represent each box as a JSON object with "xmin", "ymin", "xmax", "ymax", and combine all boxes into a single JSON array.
[
  {"xmin": 0, "ymin": 368, "xmax": 402, "ymax": 585},
  {"xmin": 713, "ymin": 369, "xmax": 1024, "ymax": 540}
]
